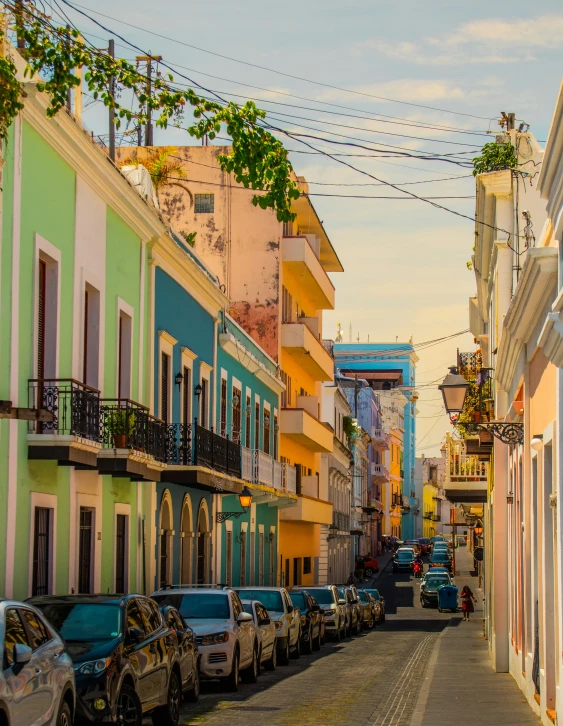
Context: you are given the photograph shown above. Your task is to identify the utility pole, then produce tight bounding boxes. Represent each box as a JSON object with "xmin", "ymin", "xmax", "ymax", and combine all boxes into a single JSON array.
[
  {"xmin": 108, "ymin": 39, "xmax": 115, "ymax": 162},
  {"xmin": 135, "ymin": 54, "xmax": 162, "ymax": 147}
]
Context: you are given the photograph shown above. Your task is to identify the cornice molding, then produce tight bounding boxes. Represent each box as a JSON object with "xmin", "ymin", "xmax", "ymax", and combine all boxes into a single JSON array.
[
  {"xmin": 219, "ymin": 332, "xmax": 285, "ymax": 394},
  {"xmin": 497, "ymin": 248, "xmax": 558, "ymax": 389},
  {"xmin": 22, "ymin": 84, "xmax": 164, "ymax": 242},
  {"xmin": 478, "ymin": 169, "xmax": 512, "ymax": 196}
]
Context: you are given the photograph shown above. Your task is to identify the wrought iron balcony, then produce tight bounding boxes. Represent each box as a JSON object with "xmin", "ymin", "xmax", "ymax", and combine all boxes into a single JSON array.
[
  {"xmin": 194, "ymin": 424, "xmax": 241, "ymax": 478},
  {"xmin": 165, "ymin": 423, "xmax": 192, "ymax": 465},
  {"xmin": 27, "ymin": 379, "xmax": 101, "ymax": 468}
]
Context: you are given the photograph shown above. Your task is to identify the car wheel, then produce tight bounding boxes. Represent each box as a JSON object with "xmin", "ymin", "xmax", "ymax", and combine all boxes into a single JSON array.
[
  {"xmin": 151, "ymin": 669, "xmax": 181, "ymax": 726},
  {"xmin": 116, "ymin": 684, "xmax": 143, "ymax": 726},
  {"xmin": 365, "ymin": 567, "xmax": 374, "ymax": 577},
  {"xmin": 264, "ymin": 642, "xmax": 277, "ymax": 671},
  {"xmin": 224, "ymin": 650, "xmax": 240, "ymax": 692},
  {"xmin": 257, "ymin": 647, "xmax": 262, "ymax": 677},
  {"xmin": 312, "ymin": 627, "xmax": 321, "ymax": 651},
  {"xmin": 278, "ymin": 639, "xmax": 290, "ymax": 666},
  {"xmin": 290, "ymin": 633, "xmax": 301, "ymax": 659},
  {"xmin": 56, "ymin": 700, "xmax": 72, "ymax": 726},
  {"xmin": 303, "ymin": 627, "xmax": 313, "ymax": 655},
  {"xmin": 186, "ymin": 667, "xmax": 200, "ymax": 703},
  {"xmin": 420, "ymin": 599, "xmax": 426, "ymax": 608},
  {"xmin": 241, "ymin": 644, "xmax": 259, "ymax": 684}
]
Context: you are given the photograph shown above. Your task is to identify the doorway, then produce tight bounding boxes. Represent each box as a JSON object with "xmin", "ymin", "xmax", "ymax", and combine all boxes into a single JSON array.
[{"xmin": 196, "ymin": 503, "xmax": 209, "ymax": 584}]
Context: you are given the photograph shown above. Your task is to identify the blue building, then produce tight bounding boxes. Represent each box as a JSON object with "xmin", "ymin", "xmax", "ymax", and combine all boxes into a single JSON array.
[
  {"xmin": 151, "ymin": 232, "xmax": 296, "ymax": 590},
  {"xmin": 333, "ymin": 342, "xmax": 418, "ymax": 540}
]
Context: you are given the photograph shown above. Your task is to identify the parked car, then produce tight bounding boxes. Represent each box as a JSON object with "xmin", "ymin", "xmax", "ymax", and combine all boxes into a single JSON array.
[
  {"xmin": 418, "ymin": 538, "xmax": 432, "ymax": 554},
  {"xmin": 420, "ymin": 574, "xmax": 451, "ymax": 608},
  {"xmin": 151, "ymin": 588, "xmax": 258, "ymax": 691},
  {"xmin": 363, "ymin": 588, "xmax": 385, "ymax": 623},
  {"xmin": 234, "ymin": 587, "xmax": 300, "ymax": 665},
  {"xmin": 241, "ymin": 600, "xmax": 277, "ymax": 671},
  {"xmin": 355, "ymin": 555, "xmax": 379, "ymax": 576},
  {"xmin": 336, "ymin": 586, "xmax": 362, "ymax": 636},
  {"xmin": 357, "ymin": 590, "xmax": 376, "ymax": 630},
  {"xmin": 404, "ymin": 540, "xmax": 421, "ymax": 554},
  {"xmin": 429, "ymin": 552, "xmax": 453, "ymax": 572},
  {"xmin": 392, "ymin": 548, "xmax": 415, "ymax": 573},
  {"xmin": 420, "ymin": 569, "xmax": 453, "ymax": 588},
  {"xmin": 288, "ymin": 590, "xmax": 324, "ymax": 653},
  {"xmin": 291, "ymin": 586, "xmax": 346, "ymax": 641},
  {"xmin": 0, "ymin": 599, "xmax": 75, "ymax": 726},
  {"xmin": 432, "ymin": 542, "xmax": 451, "ymax": 555},
  {"xmin": 30, "ymin": 593, "xmax": 189, "ymax": 726},
  {"xmin": 159, "ymin": 605, "xmax": 200, "ymax": 703}
]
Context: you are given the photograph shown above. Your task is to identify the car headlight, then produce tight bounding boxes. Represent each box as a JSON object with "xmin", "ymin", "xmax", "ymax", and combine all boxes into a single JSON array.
[
  {"xmin": 300, "ymin": 615, "xmax": 307, "ymax": 626},
  {"xmin": 201, "ymin": 632, "xmax": 230, "ymax": 646},
  {"xmin": 275, "ymin": 620, "xmax": 283, "ymax": 631},
  {"xmin": 75, "ymin": 658, "xmax": 112, "ymax": 675}
]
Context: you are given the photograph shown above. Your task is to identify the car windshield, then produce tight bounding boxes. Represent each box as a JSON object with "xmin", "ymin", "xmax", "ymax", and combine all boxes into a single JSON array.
[
  {"xmin": 432, "ymin": 536, "xmax": 445, "ymax": 542},
  {"xmin": 431, "ymin": 554, "xmax": 449, "ymax": 562},
  {"xmin": 36, "ymin": 603, "xmax": 121, "ymax": 641},
  {"xmin": 302, "ymin": 589, "xmax": 334, "ymax": 605},
  {"xmin": 236, "ymin": 590, "xmax": 283, "ymax": 612},
  {"xmin": 152, "ymin": 593, "xmax": 230, "ymax": 619},
  {"xmin": 289, "ymin": 592, "xmax": 308, "ymax": 610},
  {"xmin": 419, "ymin": 539, "xmax": 431, "ymax": 544},
  {"xmin": 366, "ymin": 590, "xmax": 380, "ymax": 601},
  {"xmin": 424, "ymin": 578, "xmax": 449, "ymax": 591},
  {"xmin": 396, "ymin": 551, "xmax": 413, "ymax": 560}
]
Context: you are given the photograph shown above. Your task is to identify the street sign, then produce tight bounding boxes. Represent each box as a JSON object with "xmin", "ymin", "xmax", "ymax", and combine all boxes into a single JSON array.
[{"xmin": 474, "ymin": 546, "xmax": 484, "ymax": 561}]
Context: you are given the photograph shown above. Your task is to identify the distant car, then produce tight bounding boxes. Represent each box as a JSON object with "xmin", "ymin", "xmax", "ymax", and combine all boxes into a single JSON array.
[
  {"xmin": 289, "ymin": 590, "xmax": 325, "ymax": 653},
  {"xmin": 420, "ymin": 575, "xmax": 451, "ymax": 608},
  {"xmin": 404, "ymin": 540, "xmax": 421, "ymax": 554},
  {"xmin": 0, "ymin": 599, "xmax": 75, "ymax": 726},
  {"xmin": 363, "ymin": 588, "xmax": 385, "ymax": 623},
  {"xmin": 393, "ymin": 549, "xmax": 415, "ymax": 573},
  {"xmin": 291, "ymin": 586, "xmax": 346, "ymax": 641},
  {"xmin": 355, "ymin": 555, "xmax": 379, "ymax": 576},
  {"xmin": 418, "ymin": 538, "xmax": 432, "ymax": 554},
  {"xmin": 336, "ymin": 586, "xmax": 362, "ymax": 637},
  {"xmin": 241, "ymin": 600, "xmax": 277, "ymax": 671},
  {"xmin": 357, "ymin": 590, "xmax": 376, "ymax": 629},
  {"xmin": 234, "ymin": 587, "xmax": 301, "ymax": 665},
  {"xmin": 432, "ymin": 543, "xmax": 452, "ymax": 558},
  {"xmin": 152, "ymin": 588, "xmax": 258, "ymax": 691},
  {"xmin": 429, "ymin": 552, "xmax": 453, "ymax": 572},
  {"xmin": 420, "ymin": 569, "xmax": 453, "ymax": 588},
  {"xmin": 30, "ymin": 593, "xmax": 186, "ymax": 725}
]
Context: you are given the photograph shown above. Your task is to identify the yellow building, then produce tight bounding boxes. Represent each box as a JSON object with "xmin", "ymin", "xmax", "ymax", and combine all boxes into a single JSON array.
[
  {"xmin": 387, "ymin": 431, "xmax": 403, "ymax": 538},
  {"xmin": 422, "ymin": 483, "xmax": 438, "ymax": 539},
  {"xmin": 278, "ymin": 184, "xmax": 343, "ymax": 586}
]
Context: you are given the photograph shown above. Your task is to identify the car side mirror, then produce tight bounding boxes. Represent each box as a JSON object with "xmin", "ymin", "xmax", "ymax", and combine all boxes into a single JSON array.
[
  {"xmin": 13, "ymin": 643, "xmax": 32, "ymax": 666},
  {"xmin": 127, "ymin": 627, "xmax": 144, "ymax": 645},
  {"xmin": 258, "ymin": 617, "xmax": 271, "ymax": 626},
  {"xmin": 237, "ymin": 612, "xmax": 253, "ymax": 624},
  {"xmin": 287, "ymin": 604, "xmax": 294, "ymax": 614}
]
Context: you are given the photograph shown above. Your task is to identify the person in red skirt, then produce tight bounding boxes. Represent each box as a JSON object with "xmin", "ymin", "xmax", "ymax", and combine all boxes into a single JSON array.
[{"xmin": 460, "ymin": 585, "xmax": 477, "ymax": 620}]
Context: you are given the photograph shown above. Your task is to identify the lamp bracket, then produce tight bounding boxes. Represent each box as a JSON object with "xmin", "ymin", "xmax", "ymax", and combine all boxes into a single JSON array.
[
  {"xmin": 216, "ymin": 511, "xmax": 246, "ymax": 523},
  {"xmin": 473, "ymin": 421, "xmax": 524, "ymax": 445}
]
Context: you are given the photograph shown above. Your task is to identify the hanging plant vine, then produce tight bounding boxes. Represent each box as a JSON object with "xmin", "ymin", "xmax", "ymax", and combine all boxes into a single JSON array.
[{"xmin": 0, "ymin": 3, "xmax": 299, "ymax": 221}]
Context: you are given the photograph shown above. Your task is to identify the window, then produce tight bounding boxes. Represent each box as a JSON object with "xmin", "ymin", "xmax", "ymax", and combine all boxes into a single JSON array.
[
  {"xmin": 82, "ymin": 285, "xmax": 101, "ymax": 389},
  {"xmin": 273, "ymin": 414, "xmax": 278, "ymax": 459},
  {"xmin": 281, "ymin": 370, "xmax": 292, "ymax": 407},
  {"xmin": 78, "ymin": 507, "xmax": 94, "ymax": 594},
  {"xmin": 118, "ymin": 311, "xmax": 133, "ymax": 399},
  {"xmin": 36, "ymin": 251, "xmax": 59, "ymax": 382},
  {"xmin": 282, "ymin": 286, "xmax": 293, "ymax": 323},
  {"xmin": 282, "ymin": 221, "xmax": 292, "ymax": 237},
  {"xmin": 255, "ymin": 401, "xmax": 260, "ymax": 450},
  {"xmin": 303, "ymin": 557, "xmax": 312, "ymax": 575},
  {"xmin": 182, "ymin": 367, "xmax": 191, "ymax": 425},
  {"xmin": 37, "ymin": 259, "xmax": 46, "ymax": 380},
  {"xmin": 263, "ymin": 408, "xmax": 270, "ymax": 454},
  {"xmin": 126, "ymin": 601, "xmax": 146, "ymax": 634},
  {"xmin": 245, "ymin": 394, "xmax": 251, "ymax": 446},
  {"xmin": 21, "ymin": 609, "xmax": 50, "ymax": 650},
  {"xmin": 240, "ymin": 531, "xmax": 246, "ymax": 586},
  {"xmin": 4, "ymin": 609, "xmax": 29, "ymax": 665},
  {"xmin": 161, "ymin": 352, "xmax": 170, "ymax": 423},
  {"xmin": 232, "ymin": 386, "xmax": 242, "ymax": 442},
  {"xmin": 115, "ymin": 514, "xmax": 128, "ymax": 593},
  {"xmin": 225, "ymin": 530, "xmax": 233, "ymax": 587},
  {"xmin": 231, "ymin": 593, "xmax": 242, "ymax": 619},
  {"xmin": 220, "ymin": 378, "xmax": 227, "ymax": 437},
  {"xmin": 32, "ymin": 507, "xmax": 51, "ymax": 596},
  {"xmin": 201, "ymin": 378, "xmax": 208, "ymax": 428},
  {"xmin": 194, "ymin": 193, "xmax": 214, "ymax": 213},
  {"xmin": 139, "ymin": 599, "xmax": 162, "ymax": 634}
]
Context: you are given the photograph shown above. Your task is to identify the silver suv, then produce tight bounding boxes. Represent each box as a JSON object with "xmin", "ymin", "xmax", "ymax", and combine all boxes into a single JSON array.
[
  {"xmin": 0, "ymin": 599, "xmax": 75, "ymax": 725},
  {"xmin": 152, "ymin": 588, "xmax": 259, "ymax": 692},
  {"xmin": 234, "ymin": 588, "xmax": 301, "ymax": 665},
  {"xmin": 291, "ymin": 586, "xmax": 346, "ymax": 641}
]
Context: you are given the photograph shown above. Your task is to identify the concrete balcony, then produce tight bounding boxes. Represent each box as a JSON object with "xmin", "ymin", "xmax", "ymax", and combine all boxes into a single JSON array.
[
  {"xmin": 280, "ymin": 495, "xmax": 332, "ymax": 525},
  {"xmin": 371, "ymin": 427, "xmax": 390, "ymax": 451},
  {"xmin": 371, "ymin": 462, "xmax": 390, "ymax": 482},
  {"xmin": 444, "ymin": 435, "xmax": 489, "ymax": 503},
  {"xmin": 281, "ymin": 323, "xmax": 334, "ymax": 382},
  {"xmin": 282, "ymin": 235, "xmax": 335, "ymax": 309},
  {"xmin": 280, "ymin": 408, "xmax": 333, "ymax": 452},
  {"xmin": 299, "ymin": 475, "xmax": 320, "ymax": 498}
]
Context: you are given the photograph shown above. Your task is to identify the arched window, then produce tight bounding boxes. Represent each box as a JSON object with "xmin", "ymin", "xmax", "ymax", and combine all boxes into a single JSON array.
[
  {"xmin": 196, "ymin": 500, "xmax": 210, "ymax": 584},
  {"xmin": 180, "ymin": 495, "xmax": 193, "ymax": 585},
  {"xmin": 159, "ymin": 491, "xmax": 173, "ymax": 589}
]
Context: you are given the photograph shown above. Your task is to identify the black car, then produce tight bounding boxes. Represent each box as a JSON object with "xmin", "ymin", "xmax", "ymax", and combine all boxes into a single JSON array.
[
  {"xmin": 29, "ymin": 594, "xmax": 197, "ymax": 726},
  {"xmin": 420, "ymin": 575, "xmax": 451, "ymax": 608},
  {"xmin": 428, "ymin": 552, "xmax": 453, "ymax": 572},
  {"xmin": 392, "ymin": 549, "xmax": 415, "ymax": 573},
  {"xmin": 289, "ymin": 590, "xmax": 325, "ymax": 653}
]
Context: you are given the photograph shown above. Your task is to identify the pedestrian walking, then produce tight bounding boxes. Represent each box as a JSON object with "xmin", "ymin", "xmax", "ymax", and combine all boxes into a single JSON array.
[{"xmin": 460, "ymin": 585, "xmax": 476, "ymax": 620}]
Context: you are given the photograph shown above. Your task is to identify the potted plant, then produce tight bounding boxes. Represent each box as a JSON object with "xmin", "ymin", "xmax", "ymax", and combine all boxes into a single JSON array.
[{"xmin": 107, "ymin": 409, "xmax": 136, "ymax": 449}]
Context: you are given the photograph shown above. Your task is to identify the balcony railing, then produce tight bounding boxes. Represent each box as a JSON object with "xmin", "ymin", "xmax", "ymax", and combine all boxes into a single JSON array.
[
  {"xmin": 100, "ymin": 399, "xmax": 167, "ymax": 462},
  {"xmin": 332, "ymin": 511, "xmax": 350, "ymax": 532},
  {"xmin": 371, "ymin": 462, "xmax": 390, "ymax": 480},
  {"xmin": 282, "ymin": 463, "xmax": 297, "ymax": 494},
  {"xmin": 28, "ymin": 379, "xmax": 101, "ymax": 441},
  {"xmin": 371, "ymin": 428, "xmax": 390, "ymax": 450},
  {"xmin": 254, "ymin": 449, "xmax": 274, "ymax": 487},
  {"xmin": 194, "ymin": 424, "xmax": 241, "ymax": 478},
  {"xmin": 165, "ymin": 423, "xmax": 192, "ymax": 465},
  {"xmin": 242, "ymin": 446, "xmax": 253, "ymax": 481}
]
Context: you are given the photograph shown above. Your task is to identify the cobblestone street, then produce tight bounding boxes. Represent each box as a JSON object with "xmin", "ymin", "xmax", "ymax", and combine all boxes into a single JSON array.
[{"xmin": 169, "ymin": 548, "xmax": 539, "ymax": 726}]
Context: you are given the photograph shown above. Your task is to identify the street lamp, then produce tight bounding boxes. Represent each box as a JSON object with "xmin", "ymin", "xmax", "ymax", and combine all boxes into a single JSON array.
[
  {"xmin": 232, "ymin": 393, "xmax": 240, "ymax": 409},
  {"xmin": 175, "ymin": 371, "xmax": 183, "ymax": 390},
  {"xmin": 194, "ymin": 383, "xmax": 202, "ymax": 399},
  {"xmin": 216, "ymin": 486, "xmax": 253, "ymax": 523},
  {"xmin": 439, "ymin": 366, "xmax": 469, "ymax": 417}
]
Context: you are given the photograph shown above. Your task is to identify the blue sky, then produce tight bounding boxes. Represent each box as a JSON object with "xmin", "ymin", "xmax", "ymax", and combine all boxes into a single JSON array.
[{"xmin": 61, "ymin": 0, "xmax": 563, "ymax": 454}]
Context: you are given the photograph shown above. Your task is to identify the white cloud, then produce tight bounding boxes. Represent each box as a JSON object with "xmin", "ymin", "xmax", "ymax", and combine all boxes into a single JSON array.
[{"xmin": 354, "ymin": 14, "xmax": 563, "ymax": 65}]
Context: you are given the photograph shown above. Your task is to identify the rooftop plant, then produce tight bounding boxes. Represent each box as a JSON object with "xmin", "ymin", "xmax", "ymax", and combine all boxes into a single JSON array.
[{"xmin": 472, "ymin": 141, "xmax": 518, "ymax": 177}]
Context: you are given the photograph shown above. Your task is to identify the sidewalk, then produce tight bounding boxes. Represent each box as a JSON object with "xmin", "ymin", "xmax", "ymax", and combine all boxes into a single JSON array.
[{"xmin": 410, "ymin": 547, "xmax": 540, "ymax": 725}]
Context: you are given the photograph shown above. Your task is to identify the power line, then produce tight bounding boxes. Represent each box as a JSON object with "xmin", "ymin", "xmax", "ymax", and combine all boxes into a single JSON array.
[{"xmin": 63, "ymin": 0, "xmax": 492, "ymax": 121}]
